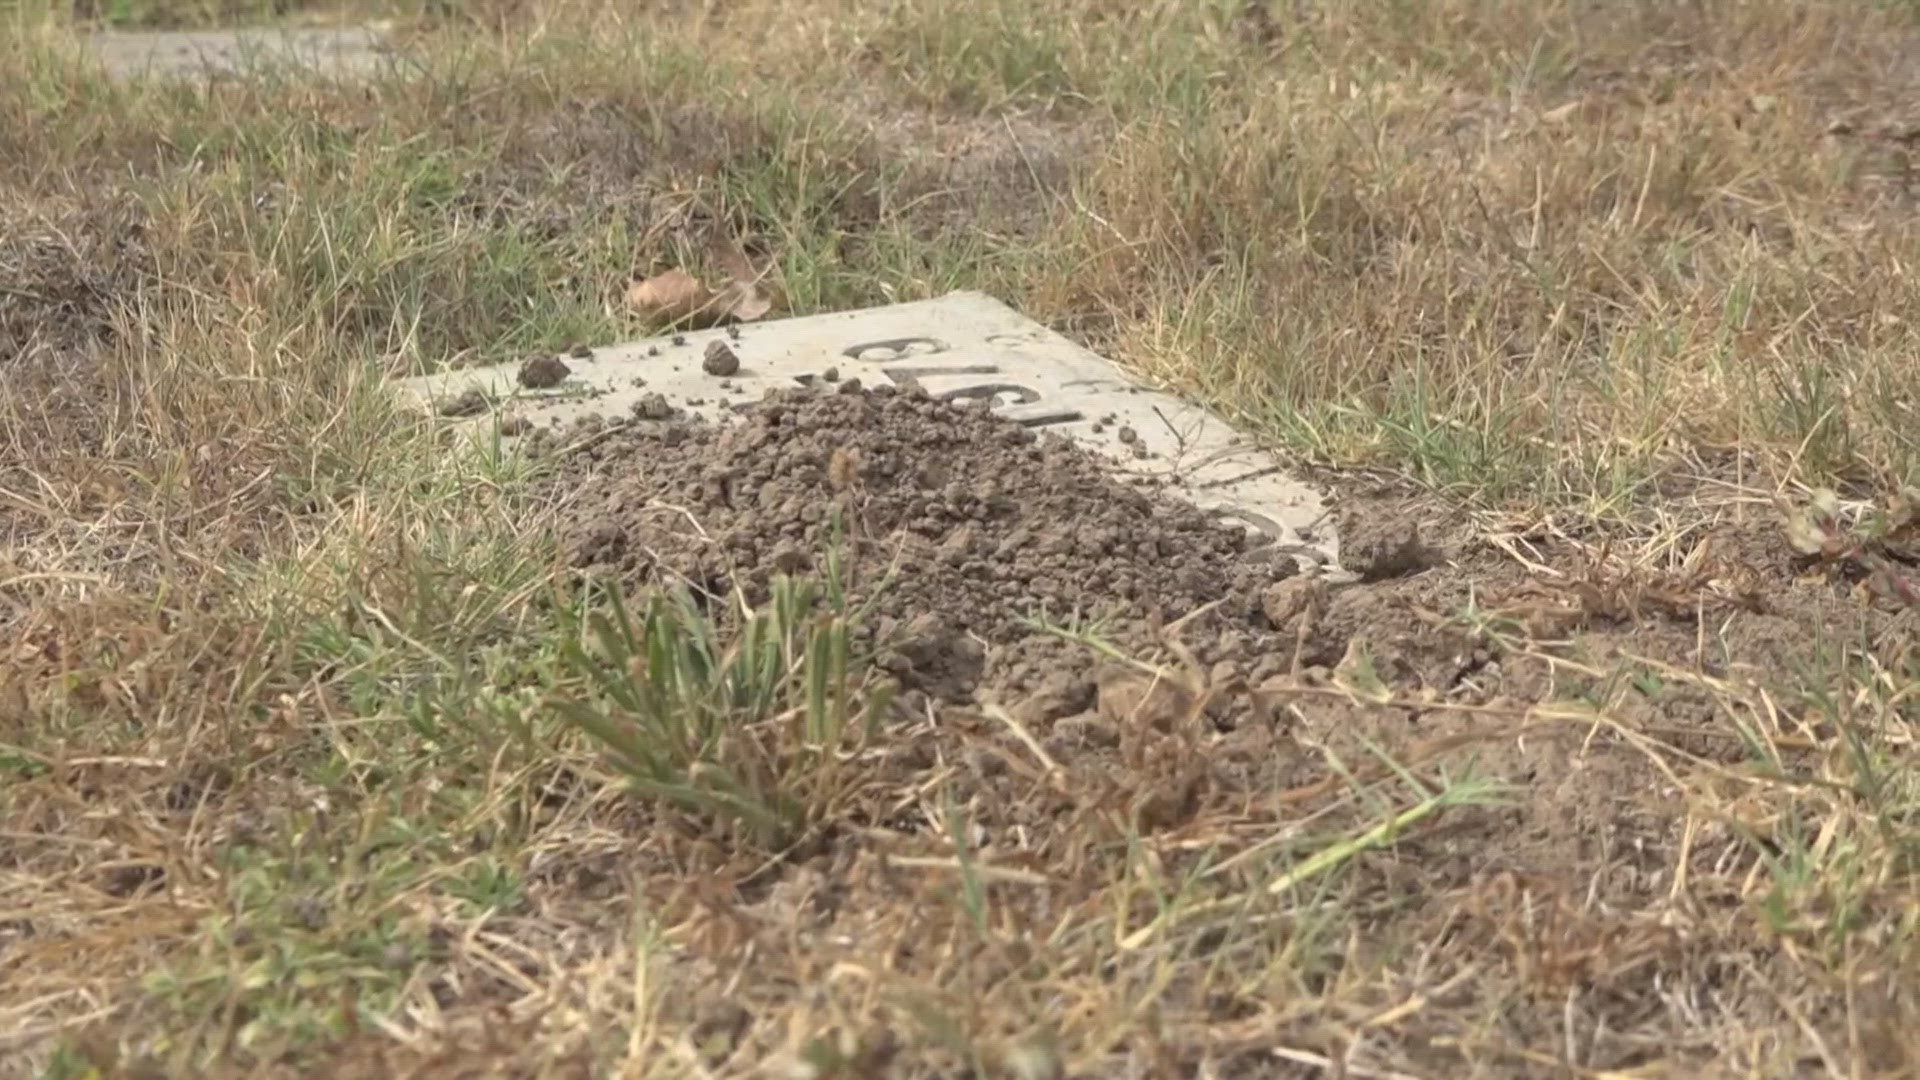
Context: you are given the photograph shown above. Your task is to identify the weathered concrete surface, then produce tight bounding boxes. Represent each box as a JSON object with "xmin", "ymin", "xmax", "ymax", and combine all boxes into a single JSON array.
[
  {"xmin": 396, "ymin": 291, "xmax": 1340, "ymax": 570},
  {"xmin": 86, "ymin": 25, "xmax": 396, "ymax": 81}
]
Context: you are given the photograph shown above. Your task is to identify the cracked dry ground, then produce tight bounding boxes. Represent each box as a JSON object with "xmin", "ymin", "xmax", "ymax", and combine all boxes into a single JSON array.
[{"xmin": 524, "ymin": 385, "xmax": 1918, "ymax": 1076}]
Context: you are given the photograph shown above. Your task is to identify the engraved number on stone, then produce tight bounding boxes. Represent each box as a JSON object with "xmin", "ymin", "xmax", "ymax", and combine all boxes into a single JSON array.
[
  {"xmin": 1209, "ymin": 507, "xmax": 1291, "ymax": 544},
  {"xmin": 843, "ymin": 337, "xmax": 949, "ymax": 363},
  {"xmin": 940, "ymin": 383, "xmax": 1041, "ymax": 407},
  {"xmin": 881, "ymin": 364, "xmax": 1038, "ymax": 406},
  {"xmin": 884, "ymin": 365, "xmax": 1073, "ymax": 425}
]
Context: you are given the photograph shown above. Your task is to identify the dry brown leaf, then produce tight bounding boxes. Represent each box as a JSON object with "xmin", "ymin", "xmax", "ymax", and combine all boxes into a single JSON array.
[
  {"xmin": 716, "ymin": 278, "xmax": 774, "ymax": 322},
  {"xmin": 625, "ymin": 268, "xmax": 717, "ymax": 327},
  {"xmin": 625, "ymin": 236, "xmax": 781, "ymax": 329},
  {"xmin": 708, "ymin": 234, "xmax": 758, "ymax": 283},
  {"xmin": 625, "ymin": 267, "xmax": 776, "ymax": 329},
  {"xmin": 709, "ymin": 233, "xmax": 782, "ymax": 320}
]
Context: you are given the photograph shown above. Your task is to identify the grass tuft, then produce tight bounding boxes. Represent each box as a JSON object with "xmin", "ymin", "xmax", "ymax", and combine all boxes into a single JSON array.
[{"xmin": 550, "ymin": 571, "xmax": 895, "ymax": 851}]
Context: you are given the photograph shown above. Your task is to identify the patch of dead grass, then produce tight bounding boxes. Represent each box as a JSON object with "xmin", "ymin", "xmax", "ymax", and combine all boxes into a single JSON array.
[{"xmin": 1, "ymin": 1, "xmax": 1917, "ymax": 1076}]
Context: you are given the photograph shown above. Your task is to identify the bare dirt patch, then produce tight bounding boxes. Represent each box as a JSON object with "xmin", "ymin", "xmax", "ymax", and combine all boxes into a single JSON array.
[
  {"xmin": 529, "ymin": 385, "xmax": 1917, "ymax": 1074},
  {"xmin": 0, "ymin": 190, "xmax": 148, "ymax": 358},
  {"xmin": 0, "ymin": 191, "xmax": 156, "ymax": 636}
]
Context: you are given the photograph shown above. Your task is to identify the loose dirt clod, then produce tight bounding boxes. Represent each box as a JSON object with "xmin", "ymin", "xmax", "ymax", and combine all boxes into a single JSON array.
[
  {"xmin": 702, "ymin": 340, "xmax": 740, "ymax": 376},
  {"xmin": 437, "ymin": 388, "xmax": 489, "ymax": 417},
  {"xmin": 1260, "ymin": 574, "xmax": 1326, "ymax": 629},
  {"xmin": 518, "ymin": 355, "xmax": 571, "ymax": 389},
  {"xmin": 629, "ymin": 392, "xmax": 677, "ymax": 421},
  {"xmin": 1339, "ymin": 512, "xmax": 1441, "ymax": 581}
]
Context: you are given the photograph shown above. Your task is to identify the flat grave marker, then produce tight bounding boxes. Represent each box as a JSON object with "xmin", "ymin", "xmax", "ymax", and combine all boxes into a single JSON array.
[{"xmin": 395, "ymin": 291, "xmax": 1341, "ymax": 571}]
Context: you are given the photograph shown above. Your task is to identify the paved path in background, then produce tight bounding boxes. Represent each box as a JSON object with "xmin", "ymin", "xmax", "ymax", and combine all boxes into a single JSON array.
[{"xmin": 86, "ymin": 25, "xmax": 396, "ymax": 80}]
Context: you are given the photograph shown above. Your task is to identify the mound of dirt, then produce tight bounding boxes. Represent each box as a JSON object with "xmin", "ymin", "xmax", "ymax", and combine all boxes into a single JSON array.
[
  {"xmin": 518, "ymin": 381, "xmax": 1919, "ymax": 1076},
  {"xmin": 537, "ymin": 385, "xmax": 1322, "ymax": 713}
]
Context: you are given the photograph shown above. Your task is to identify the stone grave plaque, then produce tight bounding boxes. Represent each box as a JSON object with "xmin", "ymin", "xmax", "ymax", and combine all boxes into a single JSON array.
[{"xmin": 394, "ymin": 291, "xmax": 1339, "ymax": 569}]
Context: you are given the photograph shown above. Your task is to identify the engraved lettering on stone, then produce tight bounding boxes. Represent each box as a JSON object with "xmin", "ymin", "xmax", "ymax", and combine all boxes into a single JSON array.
[
  {"xmin": 880, "ymin": 364, "xmax": 1001, "ymax": 384},
  {"xmin": 1192, "ymin": 466, "xmax": 1284, "ymax": 490},
  {"xmin": 885, "ymin": 365, "xmax": 1076, "ymax": 426},
  {"xmin": 843, "ymin": 337, "xmax": 949, "ymax": 363},
  {"xmin": 939, "ymin": 383, "xmax": 1041, "ymax": 408},
  {"xmin": 1203, "ymin": 506, "xmax": 1291, "ymax": 544},
  {"xmin": 1000, "ymin": 403, "xmax": 1084, "ymax": 427}
]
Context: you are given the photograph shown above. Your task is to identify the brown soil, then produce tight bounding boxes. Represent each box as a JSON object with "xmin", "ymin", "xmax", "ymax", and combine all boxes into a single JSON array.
[
  {"xmin": 528, "ymin": 384, "xmax": 1919, "ymax": 1075},
  {"xmin": 543, "ymin": 386, "xmax": 1307, "ymax": 712},
  {"xmin": 545, "ymin": 380, "xmax": 1913, "ymax": 713}
]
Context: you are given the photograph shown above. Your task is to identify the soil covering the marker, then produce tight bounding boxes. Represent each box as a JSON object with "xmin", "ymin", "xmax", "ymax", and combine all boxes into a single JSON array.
[
  {"xmin": 542, "ymin": 385, "xmax": 1330, "ymax": 714},
  {"xmin": 534, "ymin": 385, "xmax": 1911, "ymax": 818}
]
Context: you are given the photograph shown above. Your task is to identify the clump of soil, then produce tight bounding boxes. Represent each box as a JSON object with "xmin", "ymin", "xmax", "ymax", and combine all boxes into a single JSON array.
[
  {"xmin": 517, "ymin": 354, "xmax": 570, "ymax": 389},
  {"xmin": 540, "ymin": 386, "xmax": 1311, "ymax": 709},
  {"xmin": 537, "ymin": 387, "xmax": 1917, "ymax": 735}
]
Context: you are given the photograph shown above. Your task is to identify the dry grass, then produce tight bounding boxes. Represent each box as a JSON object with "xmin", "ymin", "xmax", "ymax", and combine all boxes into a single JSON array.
[{"xmin": 2, "ymin": 1, "xmax": 1917, "ymax": 1076}]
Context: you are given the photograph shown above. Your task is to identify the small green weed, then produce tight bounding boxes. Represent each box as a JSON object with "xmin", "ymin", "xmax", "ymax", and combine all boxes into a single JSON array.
[{"xmin": 551, "ymin": 572, "xmax": 895, "ymax": 850}]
